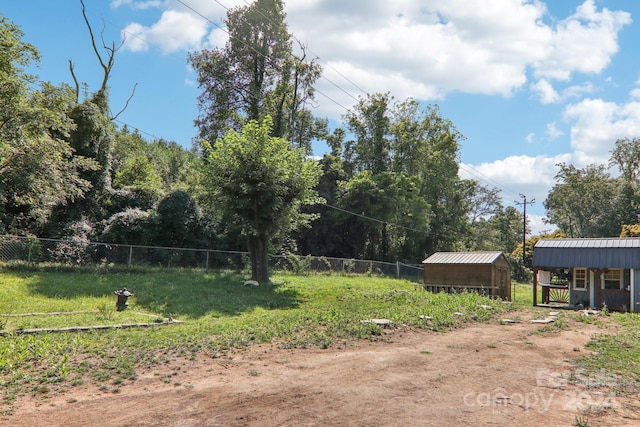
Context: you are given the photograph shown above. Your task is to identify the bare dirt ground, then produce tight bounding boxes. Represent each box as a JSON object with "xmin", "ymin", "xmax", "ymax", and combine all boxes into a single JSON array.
[{"xmin": 4, "ymin": 309, "xmax": 640, "ymax": 427}]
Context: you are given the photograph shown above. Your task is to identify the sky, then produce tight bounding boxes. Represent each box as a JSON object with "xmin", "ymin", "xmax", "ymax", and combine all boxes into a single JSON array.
[{"xmin": 4, "ymin": 0, "xmax": 640, "ymax": 235}]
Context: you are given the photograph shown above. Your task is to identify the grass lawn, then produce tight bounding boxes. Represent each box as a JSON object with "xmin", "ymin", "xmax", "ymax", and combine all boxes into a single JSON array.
[{"xmin": 1, "ymin": 266, "xmax": 639, "ymax": 411}]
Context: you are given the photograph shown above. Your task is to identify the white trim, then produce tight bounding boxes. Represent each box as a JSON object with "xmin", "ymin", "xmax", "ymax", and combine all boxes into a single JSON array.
[{"xmin": 573, "ymin": 268, "xmax": 587, "ymax": 291}]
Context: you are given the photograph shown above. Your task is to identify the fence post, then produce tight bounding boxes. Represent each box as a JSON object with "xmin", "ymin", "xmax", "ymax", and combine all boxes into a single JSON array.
[
  {"xmin": 396, "ymin": 261, "xmax": 400, "ymax": 278},
  {"xmin": 206, "ymin": 251, "xmax": 209, "ymax": 269},
  {"xmin": 128, "ymin": 246, "xmax": 133, "ymax": 266}
]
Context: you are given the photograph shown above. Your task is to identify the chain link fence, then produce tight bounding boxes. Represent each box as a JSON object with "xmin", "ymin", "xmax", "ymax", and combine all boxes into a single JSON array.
[{"xmin": 0, "ymin": 235, "xmax": 424, "ymax": 282}]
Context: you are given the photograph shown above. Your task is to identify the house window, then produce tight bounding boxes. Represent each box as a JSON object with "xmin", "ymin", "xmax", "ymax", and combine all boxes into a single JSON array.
[
  {"xmin": 574, "ymin": 268, "xmax": 587, "ymax": 290},
  {"xmin": 603, "ymin": 269, "xmax": 622, "ymax": 290}
]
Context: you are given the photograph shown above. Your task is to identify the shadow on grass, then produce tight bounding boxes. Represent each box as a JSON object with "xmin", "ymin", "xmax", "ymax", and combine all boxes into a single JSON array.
[{"xmin": 22, "ymin": 267, "xmax": 301, "ymax": 319}]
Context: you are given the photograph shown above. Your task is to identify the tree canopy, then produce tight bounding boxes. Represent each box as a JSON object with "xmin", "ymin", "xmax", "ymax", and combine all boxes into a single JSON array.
[
  {"xmin": 202, "ymin": 116, "xmax": 322, "ymax": 282},
  {"xmin": 0, "ymin": 17, "xmax": 96, "ymax": 234},
  {"xmin": 189, "ymin": 0, "xmax": 323, "ymax": 153}
]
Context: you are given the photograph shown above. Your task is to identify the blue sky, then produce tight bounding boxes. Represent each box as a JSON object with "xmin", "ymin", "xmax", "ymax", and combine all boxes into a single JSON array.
[{"xmin": 4, "ymin": 0, "xmax": 640, "ymax": 234}]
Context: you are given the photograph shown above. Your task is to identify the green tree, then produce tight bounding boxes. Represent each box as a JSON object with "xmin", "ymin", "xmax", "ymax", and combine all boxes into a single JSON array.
[
  {"xmin": 295, "ymin": 152, "xmax": 349, "ymax": 257},
  {"xmin": 340, "ymin": 95, "xmax": 467, "ymax": 254},
  {"xmin": 0, "ymin": 17, "xmax": 96, "ymax": 234},
  {"xmin": 344, "ymin": 93, "xmax": 393, "ymax": 174},
  {"xmin": 334, "ymin": 171, "xmax": 429, "ymax": 261},
  {"xmin": 491, "ymin": 206, "xmax": 524, "ymax": 254},
  {"xmin": 610, "ymin": 137, "xmax": 640, "ymax": 227},
  {"xmin": 44, "ymin": 0, "xmax": 128, "ymax": 238},
  {"xmin": 544, "ymin": 163, "xmax": 620, "ymax": 237},
  {"xmin": 390, "ymin": 99, "xmax": 468, "ymax": 253},
  {"xmin": 202, "ymin": 116, "xmax": 322, "ymax": 282},
  {"xmin": 463, "ymin": 180, "xmax": 500, "ymax": 250},
  {"xmin": 155, "ymin": 190, "xmax": 206, "ymax": 249},
  {"xmin": 189, "ymin": 0, "xmax": 323, "ymax": 151}
]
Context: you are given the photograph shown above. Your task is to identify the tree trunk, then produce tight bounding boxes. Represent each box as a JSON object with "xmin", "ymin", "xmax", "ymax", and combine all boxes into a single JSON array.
[{"xmin": 248, "ymin": 234, "xmax": 270, "ymax": 283}]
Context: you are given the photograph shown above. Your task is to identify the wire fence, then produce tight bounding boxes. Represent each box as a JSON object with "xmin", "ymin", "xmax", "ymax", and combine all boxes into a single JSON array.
[{"xmin": 0, "ymin": 235, "xmax": 424, "ymax": 282}]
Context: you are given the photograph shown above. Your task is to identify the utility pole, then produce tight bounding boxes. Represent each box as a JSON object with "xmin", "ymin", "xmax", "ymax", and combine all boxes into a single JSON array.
[{"xmin": 514, "ymin": 194, "xmax": 535, "ymax": 264}]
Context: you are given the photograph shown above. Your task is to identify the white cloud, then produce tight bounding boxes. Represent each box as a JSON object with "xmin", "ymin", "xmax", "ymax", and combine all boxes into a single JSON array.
[
  {"xmin": 532, "ymin": 79, "xmax": 595, "ymax": 104},
  {"xmin": 529, "ymin": 214, "xmax": 557, "ymax": 235},
  {"xmin": 122, "ymin": 9, "xmax": 209, "ymax": 53},
  {"xmin": 563, "ymin": 98, "xmax": 640, "ymax": 166},
  {"xmin": 460, "ymin": 153, "xmax": 570, "ymax": 205},
  {"xmin": 546, "ymin": 123, "xmax": 564, "ymax": 140},
  {"xmin": 111, "ymin": 0, "xmax": 162, "ymax": 10},
  {"xmin": 531, "ymin": 79, "xmax": 560, "ymax": 103},
  {"xmin": 525, "ymin": 133, "xmax": 535, "ymax": 143},
  {"xmin": 117, "ymin": 0, "xmax": 630, "ymax": 115},
  {"xmin": 532, "ymin": 0, "xmax": 631, "ymax": 81}
]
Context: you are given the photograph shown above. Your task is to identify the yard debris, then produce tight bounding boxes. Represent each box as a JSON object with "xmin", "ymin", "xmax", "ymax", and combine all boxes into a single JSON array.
[
  {"xmin": 363, "ymin": 318, "xmax": 393, "ymax": 327},
  {"xmin": 500, "ymin": 319, "xmax": 519, "ymax": 324},
  {"xmin": 530, "ymin": 312, "xmax": 560, "ymax": 324},
  {"xmin": 578, "ymin": 309, "xmax": 600, "ymax": 317},
  {"xmin": 419, "ymin": 315, "xmax": 434, "ymax": 320},
  {"xmin": 454, "ymin": 312, "xmax": 465, "ymax": 316},
  {"xmin": 478, "ymin": 304, "xmax": 492, "ymax": 310},
  {"xmin": 0, "ymin": 318, "xmax": 183, "ymax": 336},
  {"xmin": 243, "ymin": 280, "xmax": 260, "ymax": 286}
]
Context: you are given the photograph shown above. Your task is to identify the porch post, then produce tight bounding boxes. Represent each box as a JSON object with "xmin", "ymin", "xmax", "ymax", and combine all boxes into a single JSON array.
[
  {"xmin": 589, "ymin": 270, "xmax": 596, "ymax": 309},
  {"xmin": 632, "ymin": 268, "xmax": 636, "ymax": 313},
  {"xmin": 533, "ymin": 267, "xmax": 538, "ymax": 307}
]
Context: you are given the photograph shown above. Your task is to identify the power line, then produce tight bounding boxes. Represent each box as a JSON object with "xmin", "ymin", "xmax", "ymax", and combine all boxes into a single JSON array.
[
  {"xmin": 106, "ymin": 1, "xmax": 529, "ymax": 217},
  {"xmin": 458, "ymin": 163, "xmax": 521, "ymax": 201},
  {"xmin": 239, "ymin": 0, "xmax": 368, "ymax": 98},
  {"xmin": 177, "ymin": 0, "xmax": 361, "ymax": 111},
  {"xmin": 325, "ymin": 204, "xmax": 429, "ymax": 235}
]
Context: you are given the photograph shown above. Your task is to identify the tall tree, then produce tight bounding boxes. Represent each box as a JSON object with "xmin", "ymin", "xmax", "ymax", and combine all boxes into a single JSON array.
[
  {"xmin": 610, "ymin": 137, "xmax": 640, "ymax": 226},
  {"xmin": 463, "ymin": 180, "xmax": 503, "ymax": 251},
  {"xmin": 189, "ymin": 0, "xmax": 322, "ymax": 150},
  {"xmin": 337, "ymin": 95, "xmax": 468, "ymax": 256},
  {"xmin": 344, "ymin": 93, "xmax": 393, "ymax": 174},
  {"xmin": 0, "ymin": 17, "xmax": 96, "ymax": 234},
  {"xmin": 544, "ymin": 163, "xmax": 620, "ymax": 237},
  {"xmin": 391, "ymin": 101, "xmax": 468, "ymax": 254},
  {"xmin": 46, "ymin": 0, "xmax": 137, "ymax": 238},
  {"xmin": 202, "ymin": 116, "xmax": 322, "ymax": 282}
]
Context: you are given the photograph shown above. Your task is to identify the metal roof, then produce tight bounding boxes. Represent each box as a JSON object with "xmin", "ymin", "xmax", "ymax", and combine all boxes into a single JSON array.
[
  {"xmin": 532, "ymin": 238, "xmax": 640, "ymax": 269},
  {"xmin": 422, "ymin": 251, "xmax": 505, "ymax": 265}
]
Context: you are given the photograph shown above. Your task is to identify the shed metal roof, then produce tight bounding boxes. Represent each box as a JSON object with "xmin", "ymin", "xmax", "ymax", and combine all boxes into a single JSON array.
[
  {"xmin": 422, "ymin": 251, "xmax": 505, "ymax": 265},
  {"xmin": 532, "ymin": 238, "xmax": 640, "ymax": 269}
]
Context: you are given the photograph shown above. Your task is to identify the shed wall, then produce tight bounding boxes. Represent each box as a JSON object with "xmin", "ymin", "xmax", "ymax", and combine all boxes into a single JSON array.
[{"xmin": 423, "ymin": 264, "xmax": 493, "ymax": 288}]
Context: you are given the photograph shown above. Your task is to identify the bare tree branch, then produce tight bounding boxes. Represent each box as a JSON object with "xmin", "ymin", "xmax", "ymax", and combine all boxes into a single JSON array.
[
  {"xmin": 111, "ymin": 83, "xmax": 138, "ymax": 121},
  {"xmin": 78, "ymin": 0, "xmax": 135, "ymax": 117},
  {"xmin": 68, "ymin": 59, "xmax": 79, "ymax": 103}
]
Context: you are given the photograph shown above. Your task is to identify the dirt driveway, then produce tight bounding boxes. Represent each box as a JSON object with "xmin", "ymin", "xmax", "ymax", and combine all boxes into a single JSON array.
[{"xmin": 4, "ymin": 309, "xmax": 639, "ymax": 426}]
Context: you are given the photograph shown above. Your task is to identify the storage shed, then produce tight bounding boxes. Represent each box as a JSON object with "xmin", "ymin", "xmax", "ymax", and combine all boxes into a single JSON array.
[
  {"xmin": 421, "ymin": 251, "xmax": 511, "ymax": 300},
  {"xmin": 532, "ymin": 238, "xmax": 640, "ymax": 312}
]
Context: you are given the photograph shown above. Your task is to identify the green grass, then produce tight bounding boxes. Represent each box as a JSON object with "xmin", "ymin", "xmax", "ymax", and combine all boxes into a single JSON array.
[
  {"xmin": 580, "ymin": 312, "xmax": 640, "ymax": 385},
  {"xmin": 1, "ymin": 269, "xmax": 637, "ymax": 412},
  {"xmin": 0, "ymin": 267, "xmax": 520, "ymax": 410}
]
